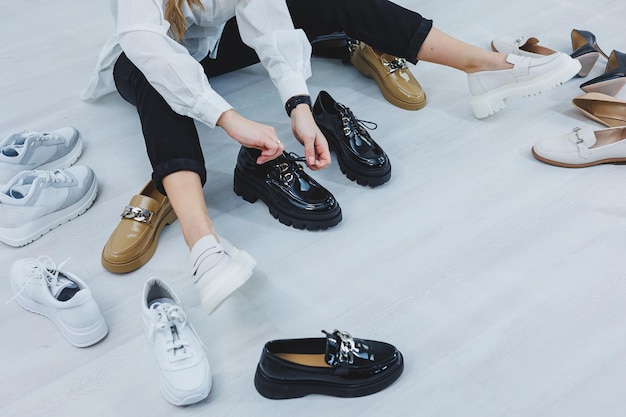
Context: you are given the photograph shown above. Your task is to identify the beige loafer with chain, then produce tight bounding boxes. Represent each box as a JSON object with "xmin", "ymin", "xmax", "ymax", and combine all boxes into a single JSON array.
[{"xmin": 101, "ymin": 181, "xmax": 177, "ymax": 273}]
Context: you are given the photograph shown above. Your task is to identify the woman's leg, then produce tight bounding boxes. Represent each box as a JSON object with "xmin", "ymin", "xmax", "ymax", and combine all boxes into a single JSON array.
[
  {"xmin": 417, "ymin": 27, "xmax": 511, "ymax": 73},
  {"xmin": 162, "ymin": 171, "xmax": 215, "ymax": 248},
  {"xmin": 114, "ymin": 53, "xmax": 211, "ymax": 249},
  {"xmin": 113, "ymin": 53, "xmax": 255, "ymax": 314},
  {"xmin": 286, "ymin": 0, "xmax": 431, "ymax": 64},
  {"xmin": 201, "ymin": 18, "xmax": 260, "ymax": 77},
  {"xmin": 287, "ymin": 0, "xmax": 580, "ymax": 118}
]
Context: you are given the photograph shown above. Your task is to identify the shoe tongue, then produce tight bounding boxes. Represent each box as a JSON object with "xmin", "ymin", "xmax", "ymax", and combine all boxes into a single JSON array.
[
  {"xmin": 6, "ymin": 173, "xmax": 37, "ymax": 199},
  {"xmin": 1, "ymin": 145, "xmax": 21, "ymax": 157},
  {"xmin": 128, "ymin": 195, "xmax": 160, "ymax": 213},
  {"xmin": 333, "ymin": 101, "xmax": 347, "ymax": 114},
  {"xmin": 49, "ymin": 273, "xmax": 80, "ymax": 301}
]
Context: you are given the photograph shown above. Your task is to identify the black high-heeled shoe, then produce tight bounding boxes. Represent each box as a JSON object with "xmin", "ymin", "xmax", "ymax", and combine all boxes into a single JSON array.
[
  {"xmin": 580, "ymin": 50, "xmax": 626, "ymax": 96},
  {"xmin": 570, "ymin": 29, "xmax": 609, "ymax": 77}
]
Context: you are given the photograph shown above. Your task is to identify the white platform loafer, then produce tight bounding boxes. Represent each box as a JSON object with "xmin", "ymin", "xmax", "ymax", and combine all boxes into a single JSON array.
[
  {"xmin": 468, "ymin": 53, "xmax": 581, "ymax": 118},
  {"xmin": 491, "ymin": 35, "xmax": 558, "ymax": 58},
  {"xmin": 532, "ymin": 125, "xmax": 626, "ymax": 167}
]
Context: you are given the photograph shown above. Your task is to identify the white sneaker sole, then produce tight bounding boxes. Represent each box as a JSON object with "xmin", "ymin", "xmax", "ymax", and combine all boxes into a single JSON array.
[
  {"xmin": 9, "ymin": 276, "xmax": 108, "ymax": 347},
  {"xmin": 161, "ymin": 382, "xmax": 211, "ymax": 406},
  {"xmin": 0, "ymin": 176, "xmax": 98, "ymax": 247},
  {"xmin": 470, "ymin": 59, "xmax": 582, "ymax": 119},
  {"xmin": 197, "ymin": 249, "xmax": 256, "ymax": 315}
]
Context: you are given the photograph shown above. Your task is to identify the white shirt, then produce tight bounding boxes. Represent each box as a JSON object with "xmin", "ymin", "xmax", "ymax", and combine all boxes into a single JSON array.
[{"xmin": 81, "ymin": 0, "xmax": 312, "ymax": 128}]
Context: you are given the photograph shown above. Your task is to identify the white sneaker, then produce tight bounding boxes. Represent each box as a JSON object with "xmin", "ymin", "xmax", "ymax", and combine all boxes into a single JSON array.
[
  {"xmin": 9, "ymin": 256, "xmax": 108, "ymax": 347},
  {"xmin": 532, "ymin": 125, "xmax": 626, "ymax": 167},
  {"xmin": 0, "ymin": 166, "xmax": 98, "ymax": 247},
  {"xmin": 468, "ymin": 53, "xmax": 582, "ymax": 118},
  {"xmin": 0, "ymin": 127, "xmax": 82, "ymax": 184},
  {"xmin": 191, "ymin": 235, "xmax": 256, "ymax": 315},
  {"xmin": 142, "ymin": 277, "xmax": 211, "ymax": 406}
]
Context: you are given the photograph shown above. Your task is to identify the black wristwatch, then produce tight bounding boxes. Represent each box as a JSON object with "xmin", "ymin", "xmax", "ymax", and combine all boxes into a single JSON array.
[{"xmin": 285, "ymin": 94, "xmax": 312, "ymax": 117}]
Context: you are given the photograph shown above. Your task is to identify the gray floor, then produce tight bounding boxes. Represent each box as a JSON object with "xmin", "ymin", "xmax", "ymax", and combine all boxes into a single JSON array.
[{"xmin": 3, "ymin": 0, "xmax": 626, "ymax": 416}]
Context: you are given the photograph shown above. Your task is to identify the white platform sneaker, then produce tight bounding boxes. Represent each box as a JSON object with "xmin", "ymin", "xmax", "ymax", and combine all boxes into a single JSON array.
[
  {"xmin": 0, "ymin": 127, "xmax": 83, "ymax": 184},
  {"xmin": 142, "ymin": 277, "xmax": 212, "ymax": 406},
  {"xmin": 191, "ymin": 234, "xmax": 256, "ymax": 315},
  {"xmin": 0, "ymin": 166, "xmax": 98, "ymax": 247},
  {"xmin": 9, "ymin": 256, "xmax": 108, "ymax": 347},
  {"xmin": 468, "ymin": 53, "xmax": 581, "ymax": 118}
]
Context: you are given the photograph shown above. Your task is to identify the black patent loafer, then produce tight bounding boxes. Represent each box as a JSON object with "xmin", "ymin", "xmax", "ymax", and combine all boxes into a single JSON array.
[
  {"xmin": 254, "ymin": 329, "xmax": 404, "ymax": 399},
  {"xmin": 313, "ymin": 90, "xmax": 391, "ymax": 187},
  {"xmin": 233, "ymin": 147, "xmax": 342, "ymax": 230}
]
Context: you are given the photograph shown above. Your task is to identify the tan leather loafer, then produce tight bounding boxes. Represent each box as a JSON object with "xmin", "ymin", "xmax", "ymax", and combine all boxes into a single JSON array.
[
  {"xmin": 573, "ymin": 92, "xmax": 626, "ymax": 127},
  {"xmin": 351, "ymin": 41, "xmax": 426, "ymax": 111},
  {"xmin": 101, "ymin": 181, "xmax": 177, "ymax": 273}
]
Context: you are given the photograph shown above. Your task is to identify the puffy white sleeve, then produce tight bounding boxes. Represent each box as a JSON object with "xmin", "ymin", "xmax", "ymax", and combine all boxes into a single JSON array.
[
  {"xmin": 235, "ymin": 0, "xmax": 312, "ymax": 106},
  {"xmin": 116, "ymin": 0, "xmax": 232, "ymax": 128}
]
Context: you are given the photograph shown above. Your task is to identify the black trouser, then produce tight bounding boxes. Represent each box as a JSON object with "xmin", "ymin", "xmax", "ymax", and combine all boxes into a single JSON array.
[{"xmin": 113, "ymin": 0, "xmax": 432, "ymax": 194}]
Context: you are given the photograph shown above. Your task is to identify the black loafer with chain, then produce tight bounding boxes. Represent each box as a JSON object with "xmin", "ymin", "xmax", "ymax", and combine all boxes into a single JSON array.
[
  {"xmin": 254, "ymin": 329, "xmax": 404, "ymax": 399},
  {"xmin": 313, "ymin": 90, "xmax": 391, "ymax": 187},
  {"xmin": 233, "ymin": 147, "xmax": 342, "ymax": 230}
]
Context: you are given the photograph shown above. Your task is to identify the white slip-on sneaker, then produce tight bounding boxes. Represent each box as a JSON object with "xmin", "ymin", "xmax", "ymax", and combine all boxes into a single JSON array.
[
  {"xmin": 142, "ymin": 277, "xmax": 211, "ymax": 406},
  {"xmin": 190, "ymin": 234, "xmax": 256, "ymax": 315},
  {"xmin": 9, "ymin": 256, "xmax": 108, "ymax": 347},
  {"xmin": 532, "ymin": 125, "xmax": 626, "ymax": 167},
  {"xmin": 468, "ymin": 53, "xmax": 582, "ymax": 118},
  {"xmin": 0, "ymin": 127, "xmax": 83, "ymax": 184},
  {"xmin": 0, "ymin": 166, "xmax": 98, "ymax": 247}
]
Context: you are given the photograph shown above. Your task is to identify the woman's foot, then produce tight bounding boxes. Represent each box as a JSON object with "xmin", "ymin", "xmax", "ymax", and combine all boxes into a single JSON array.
[
  {"xmin": 190, "ymin": 234, "xmax": 256, "ymax": 314},
  {"xmin": 467, "ymin": 53, "xmax": 581, "ymax": 118}
]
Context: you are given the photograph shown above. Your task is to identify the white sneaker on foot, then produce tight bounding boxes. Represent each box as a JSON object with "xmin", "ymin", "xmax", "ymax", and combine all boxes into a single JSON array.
[
  {"xmin": 9, "ymin": 256, "xmax": 108, "ymax": 347},
  {"xmin": 0, "ymin": 166, "xmax": 98, "ymax": 247},
  {"xmin": 142, "ymin": 277, "xmax": 211, "ymax": 406},
  {"xmin": 468, "ymin": 53, "xmax": 582, "ymax": 118},
  {"xmin": 191, "ymin": 235, "xmax": 256, "ymax": 315},
  {"xmin": 0, "ymin": 127, "xmax": 83, "ymax": 183}
]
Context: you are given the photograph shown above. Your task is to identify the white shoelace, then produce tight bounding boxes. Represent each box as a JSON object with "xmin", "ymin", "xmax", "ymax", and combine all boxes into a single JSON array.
[
  {"xmin": 6, "ymin": 256, "xmax": 73, "ymax": 304},
  {"xmin": 148, "ymin": 302, "xmax": 206, "ymax": 362},
  {"xmin": 7, "ymin": 169, "xmax": 73, "ymax": 199},
  {"xmin": 37, "ymin": 169, "xmax": 73, "ymax": 183},
  {"xmin": 2, "ymin": 130, "xmax": 64, "ymax": 157}
]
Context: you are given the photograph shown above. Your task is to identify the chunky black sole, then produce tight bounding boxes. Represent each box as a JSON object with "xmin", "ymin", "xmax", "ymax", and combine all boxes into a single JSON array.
[
  {"xmin": 233, "ymin": 168, "xmax": 342, "ymax": 230},
  {"xmin": 319, "ymin": 125, "xmax": 391, "ymax": 187},
  {"xmin": 253, "ymin": 352, "xmax": 404, "ymax": 399}
]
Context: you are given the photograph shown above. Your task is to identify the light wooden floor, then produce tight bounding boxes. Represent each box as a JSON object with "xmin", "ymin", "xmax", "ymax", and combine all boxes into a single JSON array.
[{"xmin": 3, "ymin": 1, "xmax": 626, "ymax": 416}]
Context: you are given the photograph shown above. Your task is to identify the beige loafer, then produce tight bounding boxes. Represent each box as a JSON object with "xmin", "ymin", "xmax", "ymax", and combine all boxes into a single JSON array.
[
  {"xmin": 351, "ymin": 41, "xmax": 426, "ymax": 111},
  {"xmin": 101, "ymin": 181, "xmax": 177, "ymax": 273}
]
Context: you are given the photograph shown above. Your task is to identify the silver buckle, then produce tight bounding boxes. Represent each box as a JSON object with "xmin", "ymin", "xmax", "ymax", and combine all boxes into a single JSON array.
[
  {"xmin": 514, "ymin": 36, "xmax": 527, "ymax": 47},
  {"xmin": 573, "ymin": 126, "xmax": 584, "ymax": 144},
  {"xmin": 334, "ymin": 330, "xmax": 358, "ymax": 364},
  {"xmin": 384, "ymin": 58, "xmax": 408, "ymax": 74},
  {"xmin": 121, "ymin": 206, "xmax": 153, "ymax": 223}
]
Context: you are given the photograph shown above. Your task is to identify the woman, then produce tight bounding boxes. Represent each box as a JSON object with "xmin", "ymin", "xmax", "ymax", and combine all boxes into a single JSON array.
[{"xmin": 82, "ymin": 0, "xmax": 579, "ymax": 315}]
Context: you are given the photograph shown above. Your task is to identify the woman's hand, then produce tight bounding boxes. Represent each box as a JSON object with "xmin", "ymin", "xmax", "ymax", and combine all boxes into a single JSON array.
[
  {"xmin": 217, "ymin": 109, "xmax": 284, "ymax": 164},
  {"xmin": 290, "ymin": 104, "xmax": 331, "ymax": 170}
]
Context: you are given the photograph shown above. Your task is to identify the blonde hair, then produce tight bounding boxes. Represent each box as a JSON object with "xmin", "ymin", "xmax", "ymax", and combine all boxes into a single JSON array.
[{"xmin": 165, "ymin": 0, "xmax": 204, "ymax": 41}]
